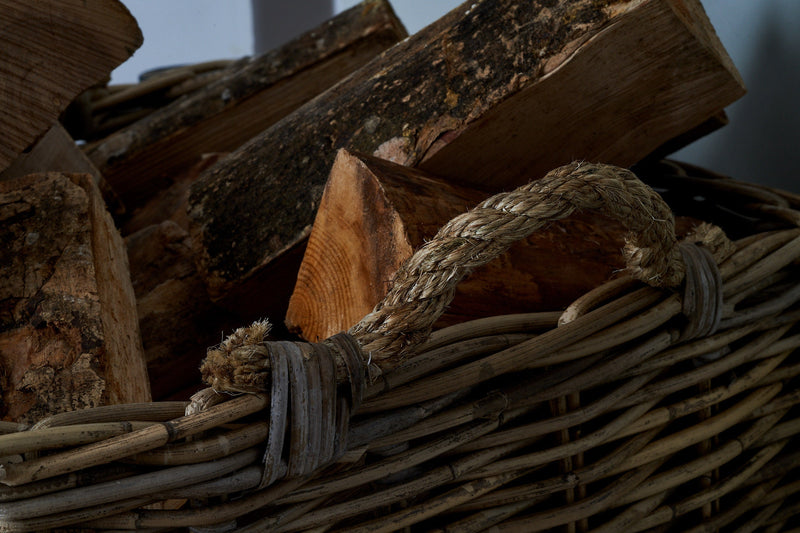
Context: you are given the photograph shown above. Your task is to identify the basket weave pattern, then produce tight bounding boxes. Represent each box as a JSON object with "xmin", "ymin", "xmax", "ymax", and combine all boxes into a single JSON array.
[{"xmin": 1, "ymin": 162, "xmax": 799, "ymax": 532}]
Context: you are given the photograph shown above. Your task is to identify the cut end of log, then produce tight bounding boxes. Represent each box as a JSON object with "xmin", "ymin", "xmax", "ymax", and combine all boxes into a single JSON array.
[
  {"xmin": 286, "ymin": 150, "xmax": 416, "ymax": 342},
  {"xmin": 287, "ymin": 150, "xmax": 630, "ymax": 343},
  {"xmin": 0, "ymin": 0, "xmax": 142, "ymax": 172}
]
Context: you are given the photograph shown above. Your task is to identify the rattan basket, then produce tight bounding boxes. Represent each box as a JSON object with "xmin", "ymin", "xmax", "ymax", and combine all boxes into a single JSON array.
[{"xmin": 1, "ymin": 161, "xmax": 799, "ymax": 532}]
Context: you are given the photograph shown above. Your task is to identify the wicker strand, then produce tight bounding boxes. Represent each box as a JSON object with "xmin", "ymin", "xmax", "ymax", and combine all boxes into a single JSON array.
[
  {"xmin": 678, "ymin": 242, "xmax": 723, "ymax": 342},
  {"xmin": 1, "ymin": 161, "xmax": 798, "ymax": 532}
]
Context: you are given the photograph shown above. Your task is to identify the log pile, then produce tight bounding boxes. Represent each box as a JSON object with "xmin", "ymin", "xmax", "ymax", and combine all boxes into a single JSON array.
[{"xmin": 1, "ymin": 0, "xmax": 745, "ymax": 410}]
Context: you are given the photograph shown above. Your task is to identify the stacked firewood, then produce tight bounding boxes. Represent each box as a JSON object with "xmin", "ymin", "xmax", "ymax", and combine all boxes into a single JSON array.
[{"xmin": 0, "ymin": 0, "xmax": 745, "ymax": 422}]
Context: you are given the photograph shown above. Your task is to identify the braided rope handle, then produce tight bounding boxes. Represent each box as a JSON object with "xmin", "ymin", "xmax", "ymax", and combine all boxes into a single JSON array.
[
  {"xmin": 201, "ymin": 162, "xmax": 689, "ymax": 394},
  {"xmin": 196, "ymin": 162, "xmax": 726, "ymax": 486},
  {"xmin": 349, "ymin": 162, "xmax": 686, "ymax": 366}
]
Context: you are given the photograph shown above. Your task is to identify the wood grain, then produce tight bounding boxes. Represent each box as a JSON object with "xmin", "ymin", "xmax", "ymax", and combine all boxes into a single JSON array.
[
  {"xmin": 0, "ymin": 0, "xmax": 141, "ymax": 171},
  {"xmin": 286, "ymin": 150, "xmax": 627, "ymax": 342}
]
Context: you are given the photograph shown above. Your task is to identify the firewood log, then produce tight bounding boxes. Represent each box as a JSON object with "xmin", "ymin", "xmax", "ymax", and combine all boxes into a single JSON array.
[
  {"xmin": 125, "ymin": 220, "xmax": 243, "ymax": 399},
  {"xmin": 0, "ymin": 173, "xmax": 149, "ymax": 423},
  {"xmin": 86, "ymin": 1, "xmax": 406, "ymax": 210},
  {"xmin": 187, "ymin": 0, "xmax": 745, "ymax": 321},
  {"xmin": 286, "ymin": 150, "xmax": 627, "ymax": 341},
  {"xmin": 0, "ymin": 123, "xmax": 123, "ymax": 216}
]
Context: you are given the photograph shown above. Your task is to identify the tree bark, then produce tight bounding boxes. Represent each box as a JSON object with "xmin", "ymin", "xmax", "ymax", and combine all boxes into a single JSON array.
[
  {"xmin": 187, "ymin": 0, "xmax": 745, "ymax": 310},
  {"xmin": 0, "ymin": 0, "xmax": 141, "ymax": 172},
  {"xmin": 86, "ymin": 0, "xmax": 406, "ymax": 210},
  {"xmin": 0, "ymin": 173, "xmax": 149, "ymax": 423},
  {"xmin": 64, "ymin": 59, "xmax": 236, "ymax": 141},
  {"xmin": 286, "ymin": 150, "xmax": 628, "ymax": 341}
]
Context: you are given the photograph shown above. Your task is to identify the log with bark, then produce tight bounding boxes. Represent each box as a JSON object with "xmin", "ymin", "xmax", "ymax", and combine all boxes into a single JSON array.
[
  {"xmin": 0, "ymin": 173, "xmax": 149, "ymax": 423},
  {"xmin": 286, "ymin": 149, "xmax": 628, "ymax": 341},
  {"xmin": 187, "ymin": 0, "xmax": 745, "ymax": 320},
  {"xmin": 120, "ymin": 152, "xmax": 237, "ymax": 398},
  {"xmin": 63, "ymin": 59, "xmax": 237, "ymax": 142},
  {"xmin": 125, "ymin": 220, "xmax": 243, "ymax": 399},
  {"xmin": 0, "ymin": 0, "xmax": 141, "ymax": 172},
  {"xmin": 86, "ymin": 0, "xmax": 407, "ymax": 210}
]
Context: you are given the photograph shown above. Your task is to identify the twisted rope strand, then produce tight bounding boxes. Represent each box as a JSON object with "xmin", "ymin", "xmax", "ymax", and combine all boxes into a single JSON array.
[{"xmin": 350, "ymin": 162, "xmax": 684, "ymax": 365}]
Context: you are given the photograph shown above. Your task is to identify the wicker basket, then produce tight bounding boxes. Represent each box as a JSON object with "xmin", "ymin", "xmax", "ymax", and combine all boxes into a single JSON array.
[{"xmin": 1, "ymin": 161, "xmax": 798, "ymax": 532}]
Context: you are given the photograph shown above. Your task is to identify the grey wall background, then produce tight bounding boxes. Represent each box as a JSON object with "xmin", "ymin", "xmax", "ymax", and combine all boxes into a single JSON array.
[
  {"xmin": 112, "ymin": 0, "xmax": 799, "ymax": 191},
  {"xmin": 671, "ymin": 0, "xmax": 800, "ymax": 192}
]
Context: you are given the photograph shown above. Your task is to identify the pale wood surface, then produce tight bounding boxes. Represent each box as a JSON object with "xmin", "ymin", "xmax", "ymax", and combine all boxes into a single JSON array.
[
  {"xmin": 286, "ymin": 150, "xmax": 628, "ymax": 342},
  {"xmin": 0, "ymin": 173, "xmax": 149, "ymax": 423},
  {"xmin": 0, "ymin": 0, "xmax": 141, "ymax": 172},
  {"xmin": 87, "ymin": 0, "xmax": 406, "ymax": 210},
  {"xmin": 188, "ymin": 0, "xmax": 744, "ymax": 310}
]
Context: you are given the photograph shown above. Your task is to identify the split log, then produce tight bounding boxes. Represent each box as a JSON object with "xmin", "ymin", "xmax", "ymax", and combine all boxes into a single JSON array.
[
  {"xmin": 1, "ymin": 124, "xmax": 102, "ymax": 182},
  {"xmin": 87, "ymin": 0, "xmax": 406, "ymax": 210},
  {"xmin": 0, "ymin": 0, "xmax": 141, "ymax": 172},
  {"xmin": 125, "ymin": 221, "xmax": 242, "ymax": 399},
  {"xmin": 188, "ymin": 0, "xmax": 745, "ymax": 316},
  {"xmin": 121, "ymin": 154, "xmax": 229, "ymax": 397},
  {"xmin": 286, "ymin": 150, "xmax": 627, "ymax": 341},
  {"xmin": 0, "ymin": 122, "xmax": 123, "ymax": 216},
  {"xmin": 121, "ymin": 152, "xmax": 227, "ymax": 236},
  {"xmin": 0, "ymin": 173, "xmax": 149, "ymax": 423}
]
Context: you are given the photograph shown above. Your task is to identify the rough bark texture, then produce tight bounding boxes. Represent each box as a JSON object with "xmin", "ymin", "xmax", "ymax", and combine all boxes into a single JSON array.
[
  {"xmin": 188, "ymin": 0, "xmax": 745, "ymax": 304},
  {"xmin": 0, "ymin": 173, "xmax": 149, "ymax": 423},
  {"xmin": 286, "ymin": 150, "xmax": 628, "ymax": 341},
  {"xmin": 125, "ymin": 221, "xmax": 241, "ymax": 399},
  {"xmin": 415, "ymin": 0, "xmax": 744, "ymax": 188},
  {"xmin": 87, "ymin": 0, "xmax": 406, "ymax": 210},
  {"xmin": 0, "ymin": 0, "xmax": 142, "ymax": 172}
]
